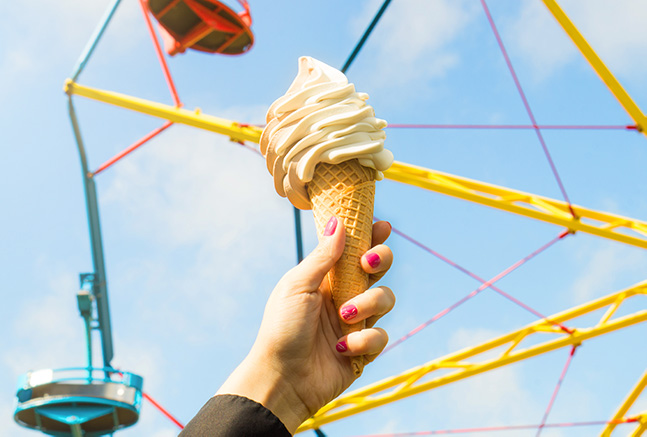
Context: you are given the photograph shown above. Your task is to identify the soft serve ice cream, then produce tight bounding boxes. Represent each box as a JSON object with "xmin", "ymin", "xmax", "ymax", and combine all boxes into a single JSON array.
[
  {"xmin": 260, "ymin": 56, "xmax": 393, "ymax": 210},
  {"xmin": 260, "ymin": 57, "xmax": 393, "ymax": 377}
]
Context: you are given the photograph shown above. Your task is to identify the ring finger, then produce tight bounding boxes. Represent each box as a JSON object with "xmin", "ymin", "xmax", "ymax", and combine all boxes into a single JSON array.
[{"xmin": 339, "ymin": 286, "xmax": 395, "ymax": 328}]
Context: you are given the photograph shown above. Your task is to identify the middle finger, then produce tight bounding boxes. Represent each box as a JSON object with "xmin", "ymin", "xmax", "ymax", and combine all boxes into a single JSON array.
[{"xmin": 362, "ymin": 244, "xmax": 393, "ymax": 287}]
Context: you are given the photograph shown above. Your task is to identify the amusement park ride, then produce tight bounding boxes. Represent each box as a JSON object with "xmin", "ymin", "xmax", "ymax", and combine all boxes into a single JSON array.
[{"xmin": 12, "ymin": 0, "xmax": 647, "ymax": 435}]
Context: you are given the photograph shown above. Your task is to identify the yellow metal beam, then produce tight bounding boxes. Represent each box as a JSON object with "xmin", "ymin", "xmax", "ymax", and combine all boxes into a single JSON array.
[
  {"xmin": 65, "ymin": 80, "xmax": 647, "ymax": 250},
  {"xmin": 542, "ymin": 0, "xmax": 647, "ymax": 135},
  {"xmin": 602, "ymin": 371, "xmax": 647, "ymax": 436},
  {"xmin": 296, "ymin": 281, "xmax": 647, "ymax": 432},
  {"xmin": 385, "ymin": 161, "xmax": 647, "ymax": 249},
  {"xmin": 63, "ymin": 79, "xmax": 264, "ymax": 143},
  {"xmin": 631, "ymin": 414, "xmax": 647, "ymax": 437}
]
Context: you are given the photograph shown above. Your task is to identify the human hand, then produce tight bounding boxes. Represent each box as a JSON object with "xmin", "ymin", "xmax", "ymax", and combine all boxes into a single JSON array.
[{"xmin": 216, "ymin": 217, "xmax": 394, "ymax": 433}]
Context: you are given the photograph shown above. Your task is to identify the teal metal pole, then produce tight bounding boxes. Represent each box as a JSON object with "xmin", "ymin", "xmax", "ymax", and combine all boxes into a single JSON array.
[
  {"xmin": 78, "ymin": 281, "xmax": 95, "ymax": 381},
  {"xmin": 68, "ymin": 97, "xmax": 114, "ymax": 367},
  {"xmin": 70, "ymin": 423, "xmax": 83, "ymax": 437},
  {"xmin": 84, "ymin": 316, "xmax": 93, "ymax": 381},
  {"xmin": 293, "ymin": 207, "xmax": 304, "ymax": 263},
  {"xmin": 71, "ymin": 0, "xmax": 122, "ymax": 81},
  {"xmin": 341, "ymin": 0, "xmax": 392, "ymax": 74}
]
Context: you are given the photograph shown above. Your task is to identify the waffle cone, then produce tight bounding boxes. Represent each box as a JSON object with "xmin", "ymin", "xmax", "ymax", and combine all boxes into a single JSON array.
[{"xmin": 307, "ymin": 159, "xmax": 375, "ymax": 377}]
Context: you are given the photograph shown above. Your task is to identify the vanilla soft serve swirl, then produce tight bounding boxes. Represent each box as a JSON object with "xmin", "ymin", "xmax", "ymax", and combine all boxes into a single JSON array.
[{"xmin": 260, "ymin": 56, "xmax": 393, "ymax": 210}]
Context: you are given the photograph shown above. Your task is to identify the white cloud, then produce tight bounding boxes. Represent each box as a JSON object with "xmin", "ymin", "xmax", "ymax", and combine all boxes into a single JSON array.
[
  {"xmin": 28, "ymin": 0, "xmax": 140, "ymax": 50},
  {"xmin": 100, "ymin": 125, "xmax": 297, "ymax": 342},
  {"xmin": 444, "ymin": 367, "xmax": 535, "ymax": 425},
  {"xmin": 564, "ymin": 0, "xmax": 647, "ymax": 79},
  {"xmin": 3, "ymin": 269, "xmax": 83, "ymax": 376},
  {"xmin": 0, "ymin": 49, "xmax": 35, "ymax": 86},
  {"xmin": 447, "ymin": 326, "xmax": 501, "ymax": 352},
  {"xmin": 508, "ymin": 0, "xmax": 578, "ymax": 81},
  {"xmin": 0, "ymin": 399, "xmax": 22, "ymax": 436},
  {"xmin": 629, "ymin": 394, "xmax": 647, "ymax": 418},
  {"xmin": 111, "ymin": 336, "xmax": 165, "ymax": 392},
  {"xmin": 102, "ymin": 126, "xmax": 285, "ymax": 249},
  {"xmin": 570, "ymin": 243, "xmax": 647, "ymax": 302},
  {"xmin": 509, "ymin": 0, "xmax": 647, "ymax": 81},
  {"xmin": 354, "ymin": 0, "xmax": 478, "ymax": 88},
  {"xmin": 0, "ymin": 0, "xmax": 141, "ymax": 87},
  {"xmin": 421, "ymin": 327, "xmax": 540, "ymax": 427}
]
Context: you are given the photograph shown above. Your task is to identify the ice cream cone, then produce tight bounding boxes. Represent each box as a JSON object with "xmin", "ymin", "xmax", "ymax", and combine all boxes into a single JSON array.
[
  {"xmin": 261, "ymin": 56, "xmax": 392, "ymax": 376},
  {"xmin": 307, "ymin": 159, "xmax": 375, "ymax": 377}
]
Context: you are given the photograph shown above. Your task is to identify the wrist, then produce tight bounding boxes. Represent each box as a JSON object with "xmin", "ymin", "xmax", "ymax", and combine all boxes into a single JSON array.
[{"xmin": 216, "ymin": 351, "xmax": 310, "ymax": 434}]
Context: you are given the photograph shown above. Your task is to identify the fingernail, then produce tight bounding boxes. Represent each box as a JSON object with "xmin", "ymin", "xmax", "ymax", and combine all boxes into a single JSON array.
[
  {"xmin": 324, "ymin": 216, "xmax": 337, "ymax": 236},
  {"xmin": 335, "ymin": 340, "xmax": 348, "ymax": 353},
  {"xmin": 365, "ymin": 252, "xmax": 381, "ymax": 268},
  {"xmin": 341, "ymin": 305, "xmax": 358, "ymax": 320}
]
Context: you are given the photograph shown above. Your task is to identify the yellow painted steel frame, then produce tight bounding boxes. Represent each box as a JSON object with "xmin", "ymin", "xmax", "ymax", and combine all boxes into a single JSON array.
[
  {"xmin": 64, "ymin": 80, "xmax": 647, "ymax": 250},
  {"xmin": 602, "ymin": 370, "xmax": 647, "ymax": 436},
  {"xmin": 63, "ymin": 80, "xmax": 264, "ymax": 144},
  {"xmin": 542, "ymin": 0, "xmax": 647, "ymax": 135},
  {"xmin": 632, "ymin": 415, "xmax": 647, "ymax": 437},
  {"xmin": 296, "ymin": 281, "xmax": 647, "ymax": 432},
  {"xmin": 386, "ymin": 161, "xmax": 647, "ymax": 249}
]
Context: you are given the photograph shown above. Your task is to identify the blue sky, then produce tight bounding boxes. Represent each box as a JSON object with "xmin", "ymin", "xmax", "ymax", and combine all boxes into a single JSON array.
[{"xmin": 2, "ymin": 1, "xmax": 647, "ymax": 436}]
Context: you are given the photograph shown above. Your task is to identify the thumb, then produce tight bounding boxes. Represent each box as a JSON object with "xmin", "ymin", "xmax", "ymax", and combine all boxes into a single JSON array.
[{"xmin": 284, "ymin": 215, "xmax": 345, "ymax": 294}]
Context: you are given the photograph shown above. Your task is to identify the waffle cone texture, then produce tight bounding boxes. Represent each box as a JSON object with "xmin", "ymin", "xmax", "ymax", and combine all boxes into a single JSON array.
[{"xmin": 307, "ymin": 159, "xmax": 375, "ymax": 377}]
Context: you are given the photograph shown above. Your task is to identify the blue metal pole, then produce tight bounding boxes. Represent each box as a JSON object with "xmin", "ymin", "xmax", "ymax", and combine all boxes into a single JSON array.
[
  {"xmin": 68, "ymin": 97, "xmax": 114, "ymax": 367},
  {"xmin": 71, "ymin": 0, "xmax": 122, "ymax": 81}
]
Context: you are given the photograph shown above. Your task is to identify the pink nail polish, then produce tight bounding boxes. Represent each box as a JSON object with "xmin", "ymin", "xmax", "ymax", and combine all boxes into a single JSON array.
[
  {"xmin": 336, "ymin": 340, "xmax": 348, "ymax": 353},
  {"xmin": 365, "ymin": 252, "xmax": 381, "ymax": 268},
  {"xmin": 341, "ymin": 305, "xmax": 358, "ymax": 320},
  {"xmin": 324, "ymin": 216, "xmax": 337, "ymax": 236}
]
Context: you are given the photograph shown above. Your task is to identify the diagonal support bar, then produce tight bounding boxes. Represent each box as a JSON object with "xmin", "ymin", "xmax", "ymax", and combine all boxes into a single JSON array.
[
  {"xmin": 602, "ymin": 371, "xmax": 647, "ymax": 436},
  {"xmin": 542, "ymin": 0, "xmax": 647, "ymax": 135},
  {"xmin": 631, "ymin": 414, "xmax": 647, "ymax": 437},
  {"xmin": 296, "ymin": 281, "xmax": 647, "ymax": 432},
  {"xmin": 93, "ymin": 121, "xmax": 173, "ymax": 175},
  {"xmin": 71, "ymin": 0, "xmax": 122, "ymax": 81}
]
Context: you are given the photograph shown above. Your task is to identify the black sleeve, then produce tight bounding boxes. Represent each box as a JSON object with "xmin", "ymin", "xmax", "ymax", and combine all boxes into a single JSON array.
[{"xmin": 179, "ymin": 394, "xmax": 291, "ymax": 436}]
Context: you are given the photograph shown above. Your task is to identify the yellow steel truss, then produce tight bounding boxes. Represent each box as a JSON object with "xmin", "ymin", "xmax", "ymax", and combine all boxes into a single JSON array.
[
  {"xmin": 541, "ymin": 3, "xmax": 647, "ymax": 432},
  {"xmin": 386, "ymin": 161, "xmax": 647, "ymax": 249},
  {"xmin": 63, "ymin": 80, "xmax": 264, "ymax": 144},
  {"xmin": 296, "ymin": 281, "xmax": 647, "ymax": 432},
  {"xmin": 602, "ymin": 370, "xmax": 647, "ymax": 436},
  {"xmin": 64, "ymin": 81, "xmax": 647, "ymax": 250},
  {"xmin": 542, "ymin": 0, "xmax": 647, "ymax": 135},
  {"xmin": 633, "ymin": 416, "xmax": 647, "ymax": 437}
]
